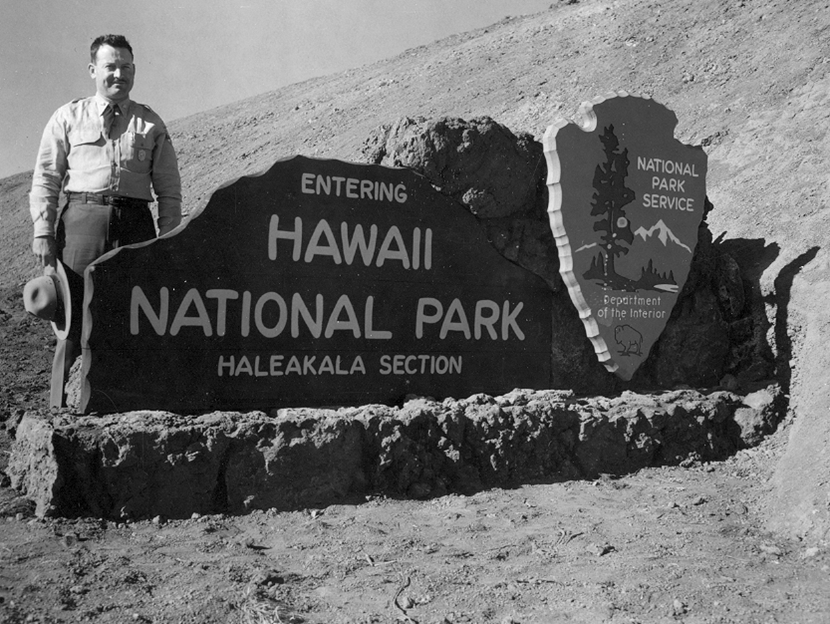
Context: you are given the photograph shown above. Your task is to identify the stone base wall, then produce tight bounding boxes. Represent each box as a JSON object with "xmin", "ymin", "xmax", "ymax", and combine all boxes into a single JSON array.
[{"xmin": 9, "ymin": 386, "xmax": 780, "ymax": 519}]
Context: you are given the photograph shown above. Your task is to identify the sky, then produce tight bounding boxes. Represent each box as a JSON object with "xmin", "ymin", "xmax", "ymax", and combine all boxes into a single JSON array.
[{"xmin": 0, "ymin": 0, "xmax": 554, "ymax": 180}]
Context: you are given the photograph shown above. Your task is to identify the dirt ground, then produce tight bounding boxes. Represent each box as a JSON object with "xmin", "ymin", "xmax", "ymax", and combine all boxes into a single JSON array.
[{"xmin": 2, "ymin": 414, "xmax": 829, "ymax": 624}]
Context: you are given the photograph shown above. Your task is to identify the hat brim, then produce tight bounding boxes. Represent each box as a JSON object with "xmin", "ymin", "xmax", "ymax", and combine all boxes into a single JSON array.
[{"xmin": 50, "ymin": 261, "xmax": 72, "ymax": 341}]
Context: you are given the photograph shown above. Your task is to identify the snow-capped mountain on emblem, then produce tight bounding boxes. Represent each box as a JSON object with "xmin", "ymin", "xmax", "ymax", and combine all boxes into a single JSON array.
[
  {"xmin": 544, "ymin": 93, "xmax": 708, "ymax": 381},
  {"xmin": 634, "ymin": 219, "xmax": 693, "ymax": 254}
]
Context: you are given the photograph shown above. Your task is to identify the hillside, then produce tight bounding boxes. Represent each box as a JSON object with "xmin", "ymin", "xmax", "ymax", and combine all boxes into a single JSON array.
[
  {"xmin": 1, "ymin": 0, "xmax": 828, "ymax": 621},
  {"xmin": 2, "ymin": 1, "xmax": 828, "ymax": 286}
]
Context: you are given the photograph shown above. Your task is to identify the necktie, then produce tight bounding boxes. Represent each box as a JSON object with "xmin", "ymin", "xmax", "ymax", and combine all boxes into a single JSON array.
[{"xmin": 103, "ymin": 104, "xmax": 121, "ymax": 139}]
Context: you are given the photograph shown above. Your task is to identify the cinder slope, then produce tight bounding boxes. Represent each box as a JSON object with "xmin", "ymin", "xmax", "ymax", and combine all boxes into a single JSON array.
[{"xmin": 1, "ymin": 0, "xmax": 827, "ymax": 540}]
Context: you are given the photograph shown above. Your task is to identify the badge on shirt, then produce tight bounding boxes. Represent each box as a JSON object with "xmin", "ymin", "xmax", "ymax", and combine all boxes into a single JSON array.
[{"xmin": 138, "ymin": 150, "xmax": 147, "ymax": 162}]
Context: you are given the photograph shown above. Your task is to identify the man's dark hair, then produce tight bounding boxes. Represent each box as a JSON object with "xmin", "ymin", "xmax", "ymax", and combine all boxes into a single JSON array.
[{"xmin": 90, "ymin": 35, "xmax": 134, "ymax": 63}]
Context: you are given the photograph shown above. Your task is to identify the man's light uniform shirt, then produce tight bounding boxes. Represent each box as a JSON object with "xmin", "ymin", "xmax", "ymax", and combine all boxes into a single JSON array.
[{"xmin": 30, "ymin": 94, "xmax": 182, "ymax": 238}]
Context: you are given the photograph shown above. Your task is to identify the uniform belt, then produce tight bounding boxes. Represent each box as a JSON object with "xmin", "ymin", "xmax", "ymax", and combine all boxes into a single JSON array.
[{"xmin": 67, "ymin": 192, "xmax": 148, "ymax": 208}]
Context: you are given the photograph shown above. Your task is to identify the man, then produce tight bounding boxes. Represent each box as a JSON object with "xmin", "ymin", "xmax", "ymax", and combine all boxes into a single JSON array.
[{"xmin": 30, "ymin": 34, "xmax": 182, "ymax": 408}]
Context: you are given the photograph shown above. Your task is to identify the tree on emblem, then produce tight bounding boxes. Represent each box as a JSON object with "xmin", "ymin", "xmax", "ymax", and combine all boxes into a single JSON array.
[{"xmin": 583, "ymin": 124, "xmax": 636, "ymax": 289}]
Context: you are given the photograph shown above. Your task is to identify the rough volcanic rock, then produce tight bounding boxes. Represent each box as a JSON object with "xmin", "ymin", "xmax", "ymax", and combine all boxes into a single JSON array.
[
  {"xmin": 9, "ymin": 387, "xmax": 779, "ymax": 519},
  {"xmin": 362, "ymin": 116, "xmax": 560, "ymax": 292},
  {"xmin": 732, "ymin": 385, "xmax": 785, "ymax": 448},
  {"xmin": 362, "ymin": 116, "xmax": 544, "ymax": 220}
]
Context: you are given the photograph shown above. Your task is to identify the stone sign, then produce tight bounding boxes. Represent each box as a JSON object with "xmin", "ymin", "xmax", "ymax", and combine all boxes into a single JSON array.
[
  {"xmin": 543, "ymin": 94, "xmax": 707, "ymax": 380},
  {"xmin": 79, "ymin": 156, "xmax": 553, "ymax": 413}
]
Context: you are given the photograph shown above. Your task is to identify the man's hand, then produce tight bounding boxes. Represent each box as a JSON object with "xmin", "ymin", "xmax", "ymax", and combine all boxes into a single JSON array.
[
  {"xmin": 157, "ymin": 216, "xmax": 181, "ymax": 237},
  {"xmin": 32, "ymin": 236, "xmax": 57, "ymax": 270}
]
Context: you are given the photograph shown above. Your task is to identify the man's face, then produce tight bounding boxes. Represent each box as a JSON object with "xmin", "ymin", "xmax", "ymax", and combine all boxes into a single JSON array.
[{"xmin": 89, "ymin": 45, "xmax": 134, "ymax": 102}]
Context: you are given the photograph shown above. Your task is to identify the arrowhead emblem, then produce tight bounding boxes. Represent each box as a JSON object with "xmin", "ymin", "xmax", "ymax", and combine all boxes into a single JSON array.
[{"xmin": 544, "ymin": 94, "xmax": 708, "ymax": 380}]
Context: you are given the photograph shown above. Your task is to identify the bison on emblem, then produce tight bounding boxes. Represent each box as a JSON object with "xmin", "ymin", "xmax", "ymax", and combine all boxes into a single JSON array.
[{"xmin": 614, "ymin": 324, "xmax": 643, "ymax": 357}]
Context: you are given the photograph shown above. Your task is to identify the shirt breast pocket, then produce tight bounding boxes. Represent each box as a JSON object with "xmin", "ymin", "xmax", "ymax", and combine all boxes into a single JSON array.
[
  {"xmin": 68, "ymin": 130, "xmax": 105, "ymax": 166},
  {"xmin": 126, "ymin": 132, "xmax": 154, "ymax": 173}
]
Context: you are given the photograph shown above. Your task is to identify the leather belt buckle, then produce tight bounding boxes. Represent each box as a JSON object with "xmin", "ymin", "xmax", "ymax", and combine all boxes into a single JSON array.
[
  {"xmin": 69, "ymin": 192, "xmax": 105, "ymax": 204},
  {"xmin": 68, "ymin": 192, "xmax": 146, "ymax": 208}
]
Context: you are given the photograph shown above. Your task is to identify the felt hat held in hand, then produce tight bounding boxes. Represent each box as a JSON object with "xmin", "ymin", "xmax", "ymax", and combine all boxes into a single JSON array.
[{"xmin": 23, "ymin": 261, "xmax": 73, "ymax": 340}]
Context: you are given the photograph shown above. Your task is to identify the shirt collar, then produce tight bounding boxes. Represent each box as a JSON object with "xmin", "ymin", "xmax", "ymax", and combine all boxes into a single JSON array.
[{"xmin": 94, "ymin": 93, "xmax": 132, "ymax": 114}]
